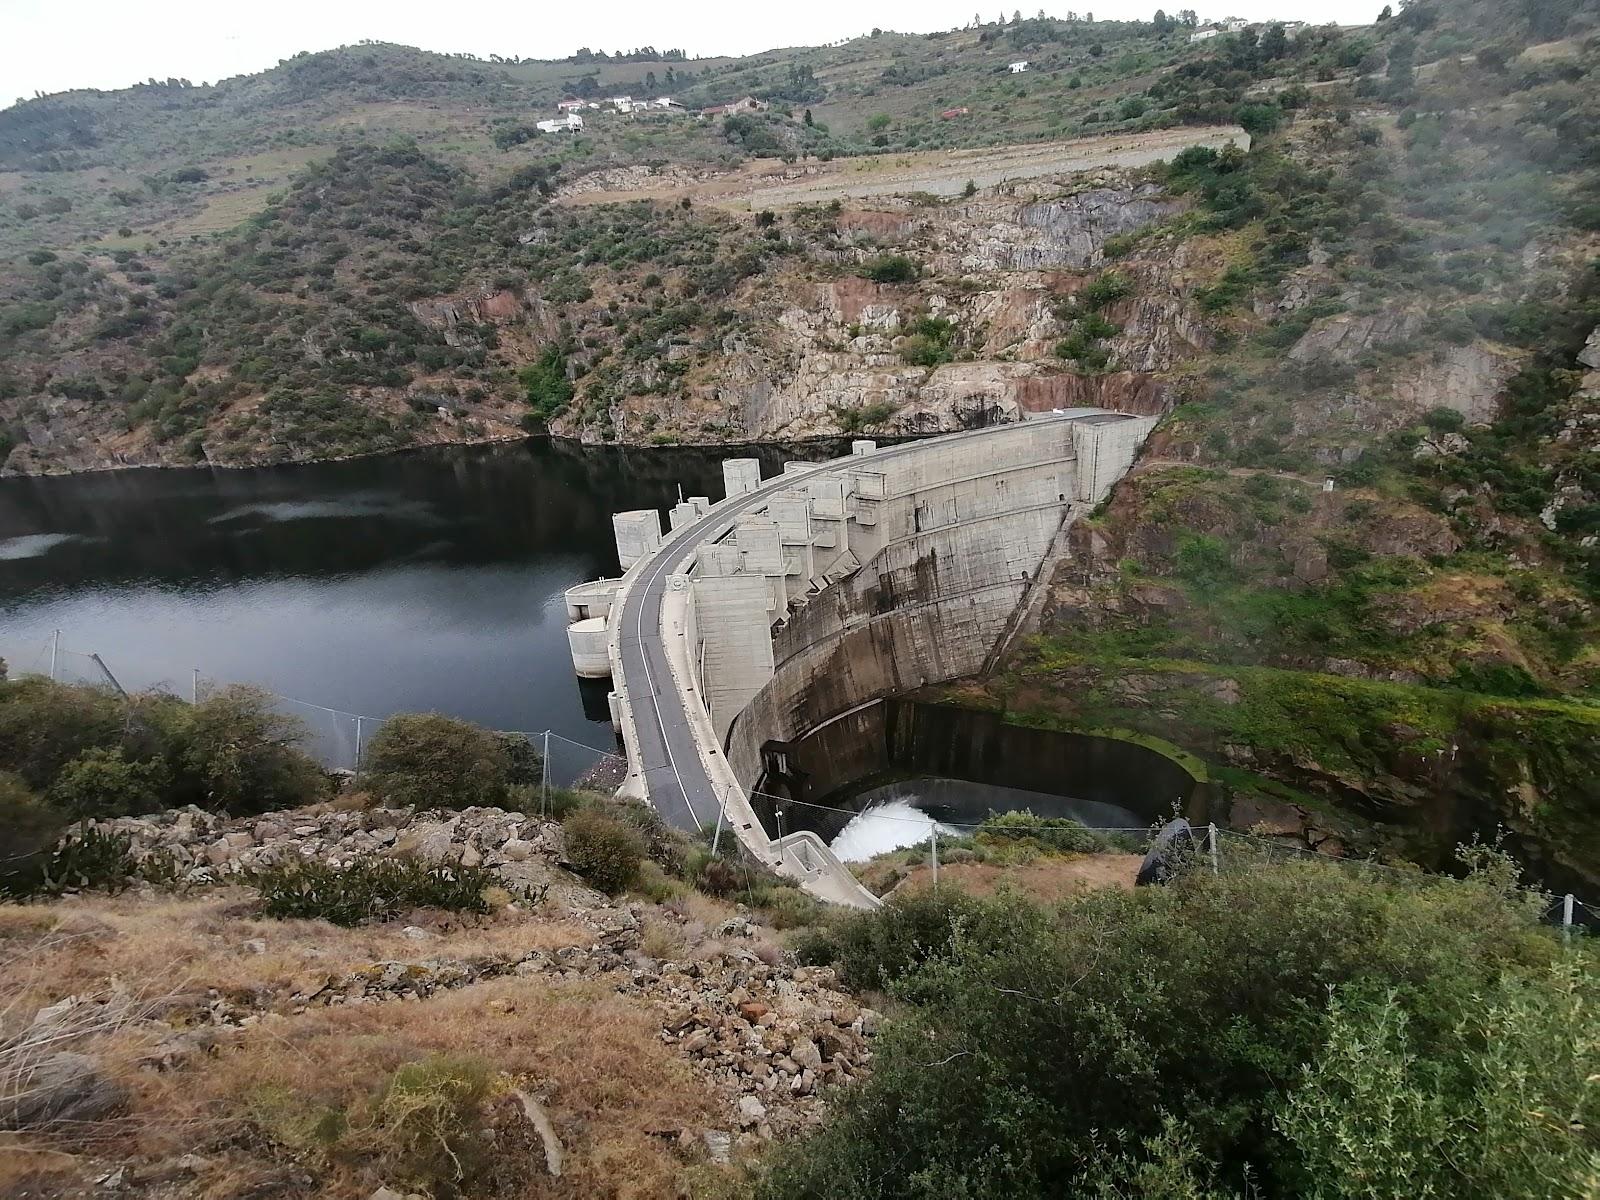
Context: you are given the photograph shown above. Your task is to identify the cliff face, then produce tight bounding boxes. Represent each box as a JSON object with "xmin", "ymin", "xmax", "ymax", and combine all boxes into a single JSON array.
[{"xmin": 549, "ymin": 176, "xmax": 1214, "ymax": 448}]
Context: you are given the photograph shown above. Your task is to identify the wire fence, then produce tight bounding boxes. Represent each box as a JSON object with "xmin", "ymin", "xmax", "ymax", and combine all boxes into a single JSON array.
[
  {"xmin": 5, "ymin": 632, "xmax": 629, "ymax": 789},
  {"xmin": 9, "ymin": 632, "xmax": 1596, "ymax": 933}
]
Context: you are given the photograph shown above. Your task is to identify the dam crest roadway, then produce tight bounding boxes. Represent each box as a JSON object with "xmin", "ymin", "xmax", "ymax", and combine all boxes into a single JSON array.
[{"xmin": 563, "ymin": 409, "xmax": 1158, "ymax": 907}]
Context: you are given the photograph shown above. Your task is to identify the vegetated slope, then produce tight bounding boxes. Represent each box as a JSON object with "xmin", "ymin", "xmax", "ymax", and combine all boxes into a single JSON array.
[
  {"xmin": 3, "ymin": 12, "xmax": 1346, "ymax": 471},
  {"xmin": 963, "ymin": 0, "xmax": 1600, "ymax": 894}
]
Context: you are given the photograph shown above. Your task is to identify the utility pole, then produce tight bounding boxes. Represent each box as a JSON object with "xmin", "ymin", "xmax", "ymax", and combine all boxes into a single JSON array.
[{"xmin": 49, "ymin": 629, "xmax": 60, "ymax": 682}]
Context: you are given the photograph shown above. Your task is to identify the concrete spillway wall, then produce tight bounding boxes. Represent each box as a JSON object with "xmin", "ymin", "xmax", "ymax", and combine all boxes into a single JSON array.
[
  {"xmin": 582, "ymin": 411, "xmax": 1155, "ymax": 906},
  {"xmin": 724, "ymin": 415, "xmax": 1154, "ymax": 794},
  {"xmin": 745, "ymin": 697, "xmax": 1206, "ymax": 842}
]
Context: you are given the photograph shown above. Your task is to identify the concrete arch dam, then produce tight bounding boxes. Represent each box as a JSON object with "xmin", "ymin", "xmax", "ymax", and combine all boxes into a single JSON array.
[{"xmin": 564, "ymin": 410, "xmax": 1158, "ymax": 907}]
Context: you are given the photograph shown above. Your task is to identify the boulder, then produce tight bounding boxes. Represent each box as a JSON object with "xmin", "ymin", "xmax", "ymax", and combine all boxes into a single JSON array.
[{"xmin": 0, "ymin": 1052, "xmax": 128, "ymax": 1129}]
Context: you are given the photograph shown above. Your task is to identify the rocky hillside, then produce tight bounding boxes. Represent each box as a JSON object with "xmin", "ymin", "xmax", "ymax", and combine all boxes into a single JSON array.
[
  {"xmin": 2, "ymin": 11, "xmax": 1369, "ymax": 472},
  {"xmin": 948, "ymin": 0, "xmax": 1600, "ymax": 895},
  {"xmin": 1, "ymin": 799, "xmax": 880, "ymax": 1197}
]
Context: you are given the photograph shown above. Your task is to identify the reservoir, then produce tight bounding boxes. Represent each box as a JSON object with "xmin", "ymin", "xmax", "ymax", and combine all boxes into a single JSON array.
[{"xmin": 0, "ymin": 438, "xmax": 834, "ymax": 780}]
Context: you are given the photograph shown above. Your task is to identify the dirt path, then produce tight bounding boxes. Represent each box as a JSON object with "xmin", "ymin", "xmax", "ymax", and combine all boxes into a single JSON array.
[{"xmin": 559, "ymin": 124, "xmax": 1248, "ymax": 211}]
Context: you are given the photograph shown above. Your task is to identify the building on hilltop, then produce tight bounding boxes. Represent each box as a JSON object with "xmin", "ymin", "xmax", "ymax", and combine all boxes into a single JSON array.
[
  {"xmin": 940, "ymin": 106, "xmax": 970, "ymax": 119},
  {"xmin": 1188, "ymin": 27, "xmax": 1220, "ymax": 41},
  {"xmin": 536, "ymin": 114, "xmax": 584, "ymax": 134},
  {"xmin": 700, "ymin": 96, "xmax": 769, "ymax": 117},
  {"xmin": 557, "ymin": 99, "xmax": 586, "ymax": 112},
  {"xmin": 1009, "ymin": 59, "xmax": 1030, "ymax": 72}
]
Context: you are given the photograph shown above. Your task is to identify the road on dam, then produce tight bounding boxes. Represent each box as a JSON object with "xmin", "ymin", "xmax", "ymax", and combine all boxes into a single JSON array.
[{"xmin": 613, "ymin": 412, "xmax": 1111, "ymax": 835}]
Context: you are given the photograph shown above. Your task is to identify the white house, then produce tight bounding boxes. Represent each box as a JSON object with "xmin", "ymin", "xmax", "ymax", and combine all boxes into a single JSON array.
[
  {"xmin": 1188, "ymin": 27, "xmax": 1220, "ymax": 41},
  {"xmin": 1009, "ymin": 60, "xmax": 1030, "ymax": 72},
  {"xmin": 557, "ymin": 99, "xmax": 585, "ymax": 112},
  {"xmin": 1223, "ymin": 17, "xmax": 1250, "ymax": 31},
  {"xmin": 608, "ymin": 95, "xmax": 635, "ymax": 113},
  {"xmin": 536, "ymin": 114, "xmax": 584, "ymax": 134}
]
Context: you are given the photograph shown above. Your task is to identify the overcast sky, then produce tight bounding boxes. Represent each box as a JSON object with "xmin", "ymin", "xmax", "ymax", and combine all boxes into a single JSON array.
[{"xmin": 3, "ymin": 0, "xmax": 1381, "ymax": 106}]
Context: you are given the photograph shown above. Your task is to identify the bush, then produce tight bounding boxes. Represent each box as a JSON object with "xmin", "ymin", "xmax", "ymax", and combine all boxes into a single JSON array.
[
  {"xmin": 974, "ymin": 811, "xmax": 1111, "ymax": 856},
  {"xmin": 0, "ymin": 772, "xmax": 66, "ymax": 897},
  {"xmin": 562, "ymin": 808, "xmax": 646, "ymax": 894},
  {"xmin": 1079, "ymin": 271, "xmax": 1134, "ymax": 311},
  {"xmin": 250, "ymin": 1054, "xmax": 496, "ymax": 1197},
  {"xmin": 363, "ymin": 713, "xmax": 511, "ymax": 809},
  {"xmin": 859, "ymin": 254, "xmax": 919, "ymax": 284},
  {"xmin": 34, "ymin": 827, "xmax": 141, "ymax": 896},
  {"xmin": 46, "ymin": 746, "xmax": 168, "ymax": 818},
  {"xmin": 174, "ymin": 686, "xmax": 329, "ymax": 814},
  {"xmin": 758, "ymin": 859, "xmax": 1580, "ymax": 1199},
  {"xmin": 247, "ymin": 857, "xmax": 497, "ymax": 925},
  {"xmin": 0, "ymin": 676, "xmax": 126, "ymax": 791}
]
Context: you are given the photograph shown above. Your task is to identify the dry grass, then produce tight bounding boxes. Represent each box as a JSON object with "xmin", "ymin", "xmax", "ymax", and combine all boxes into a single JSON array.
[
  {"xmin": 0, "ymin": 891, "xmax": 593, "ymax": 1015},
  {"xmin": 134, "ymin": 976, "xmax": 724, "ymax": 1198},
  {"xmin": 892, "ymin": 852, "xmax": 1142, "ymax": 902},
  {"xmin": 0, "ymin": 889, "xmax": 741, "ymax": 1197}
]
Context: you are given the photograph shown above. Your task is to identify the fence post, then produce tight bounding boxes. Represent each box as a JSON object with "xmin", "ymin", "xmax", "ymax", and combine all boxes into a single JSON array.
[
  {"xmin": 541, "ymin": 730, "xmax": 551, "ymax": 817},
  {"xmin": 49, "ymin": 629, "xmax": 60, "ymax": 682},
  {"xmin": 931, "ymin": 825, "xmax": 939, "ymax": 890},
  {"xmin": 192, "ymin": 668, "xmax": 200, "ymax": 705},
  {"xmin": 711, "ymin": 786, "xmax": 728, "ymax": 857},
  {"xmin": 1207, "ymin": 822, "xmax": 1219, "ymax": 875},
  {"xmin": 353, "ymin": 716, "xmax": 364, "ymax": 781},
  {"xmin": 1563, "ymin": 893, "xmax": 1575, "ymax": 941}
]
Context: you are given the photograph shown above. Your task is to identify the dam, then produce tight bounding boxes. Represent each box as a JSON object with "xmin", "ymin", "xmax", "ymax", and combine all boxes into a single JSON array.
[{"xmin": 564, "ymin": 409, "xmax": 1158, "ymax": 905}]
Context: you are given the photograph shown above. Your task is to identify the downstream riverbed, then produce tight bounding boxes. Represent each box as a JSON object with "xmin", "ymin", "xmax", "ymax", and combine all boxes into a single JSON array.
[{"xmin": 0, "ymin": 439, "xmax": 834, "ymax": 778}]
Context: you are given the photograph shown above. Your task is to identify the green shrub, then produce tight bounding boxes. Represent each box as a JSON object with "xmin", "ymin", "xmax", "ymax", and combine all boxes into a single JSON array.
[
  {"xmin": 46, "ymin": 746, "xmax": 168, "ymax": 819},
  {"xmin": 363, "ymin": 713, "xmax": 511, "ymax": 809},
  {"xmin": 756, "ymin": 885, "xmax": 825, "ymax": 930},
  {"xmin": 247, "ymin": 857, "xmax": 496, "ymax": 925},
  {"xmin": 1079, "ymin": 270, "xmax": 1134, "ymax": 311},
  {"xmin": 173, "ymin": 686, "xmax": 330, "ymax": 814},
  {"xmin": 758, "ymin": 860, "xmax": 1579, "ymax": 1199},
  {"xmin": 974, "ymin": 811, "xmax": 1111, "ymax": 856},
  {"xmin": 36, "ymin": 827, "xmax": 141, "ymax": 896},
  {"xmin": 0, "ymin": 676, "xmax": 126, "ymax": 791},
  {"xmin": 376, "ymin": 1055, "xmax": 497, "ymax": 1194},
  {"xmin": 250, "ymin": 1055, "xmax": 496, "ymax": 1197},
  {"xmin": 562, "ymin": 808, "xmax": 646, "ymax": 894},
  {"xmin": 858, "ymin": 254, "xmax": 919, "ymax": 284},
  {"xmin": 0, "ymin": 772, "xmax": 66, "ymax": 897}
]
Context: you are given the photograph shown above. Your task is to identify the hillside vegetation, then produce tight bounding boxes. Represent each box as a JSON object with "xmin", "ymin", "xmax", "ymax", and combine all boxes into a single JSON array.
[
  {"xmin": 0, "ymin": 7, "xmax": 1482, "ymax": 470},
  {"xmin": 2, "ymin": 0, "xmax": 1600, "ymax": 885}
]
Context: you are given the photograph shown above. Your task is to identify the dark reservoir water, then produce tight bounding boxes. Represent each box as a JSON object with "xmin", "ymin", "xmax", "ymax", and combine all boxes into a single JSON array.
[{"xmin": 0, "ymin": 438, "xmax": 835, "ymax": 779}]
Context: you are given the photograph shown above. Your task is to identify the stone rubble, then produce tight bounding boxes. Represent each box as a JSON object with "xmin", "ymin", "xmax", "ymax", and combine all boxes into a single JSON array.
[{"xmin": 73, "ymin": 802, "xmax": 881, "ymax": 1142}]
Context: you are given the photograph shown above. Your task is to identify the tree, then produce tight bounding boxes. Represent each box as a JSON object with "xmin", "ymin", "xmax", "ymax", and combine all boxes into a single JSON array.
[
  {"xmin": 1377, "ymin": 3, "xmax": 1392, "ymax": 17},
  {"xmin": 1260, "ymin": 22, "xmax": 1289, "ymax": 58},
  {"xmin": 520, "ymin": 346, "xmax": 573, "ymax": 422},
  {"xmin": 47, "ymin": 747, "xmax": 168, "ymax": 819},
  {"xmin": 172, "ymin": 686, "xmax": 328, "ymax": 814},
  {"xmin": 1236, "ymin": 101, "xmax": 1284, "ymax": 135},
  {"xmin": 803, "ymin": 107, "xmax": 814, "ymax": 126},
  {"xmin": 645, "ymin": 70, "xmax": 658, "ymax": 92},
  {"xmin": 363, "ymin": 713, "xmax": 512, "ymax": 809}
]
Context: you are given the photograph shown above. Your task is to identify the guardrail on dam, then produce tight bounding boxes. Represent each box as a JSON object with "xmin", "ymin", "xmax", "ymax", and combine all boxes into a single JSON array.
[{"xmin": 563, "ymin": 409, "xmax": 1158, "ymax": 905}]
